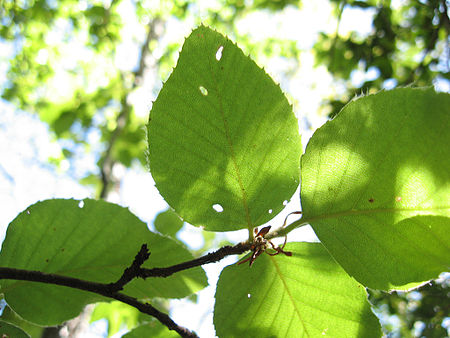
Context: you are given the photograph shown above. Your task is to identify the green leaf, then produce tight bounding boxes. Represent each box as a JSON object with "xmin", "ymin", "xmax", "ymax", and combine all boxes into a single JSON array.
[
  {"xmin": 300, "ymin": 88, "xmax": 450, "ymax": 290},
  {"xmin": 0, "ymin": 306, "xmax": 43, "ymax": 338},
  {"xmin": 122, "ymin": 321, "xmax": 179, "ymax": 338},
  {"xmin": 214, "ymin": 242, "xmax": 381, "ymax": 337},
  {"xmin": 147, "ymin": 25, "xmax": 301, "ymax": 231},
  {"xmin": 0, "ymin": 320, "xmax": 30, "ymax": 338},
  {"xmin": 154, "ymin": 209, "xmax": 184, "ymax": 237},
  {"xmin": 90, "ymin": 301, "xmax": 140, "ymax": 337},
  {"xmin": 0, "ymin": 199, "xmax": 207, "ymax": 326}
]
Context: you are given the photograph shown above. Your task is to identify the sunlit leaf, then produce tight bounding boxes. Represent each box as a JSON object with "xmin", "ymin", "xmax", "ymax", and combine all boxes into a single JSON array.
[
  {"xmin": 154, "ymin": 209, "xmax": 184, "ymax": 237},
  {"xmin": 0, "ymin": 199, "xmax": 207, "ymax": 325},
  {"xmin": 214, "ymin": 242, "xmax": 381, "ymax": 337},
  {"xmin": 122, "ymin": 321, "xmax": 179, "ymax": 338},
  {"xmin": 90, "ymin": 301, "xmax": 140, "ymax": 337},
  {"xmin": 147, "ymin": 25, "xmax": 301, "ymax": 231},
  {"xmin": 301, "ymin": 88, "xmax": 450, "ymax": 290}
]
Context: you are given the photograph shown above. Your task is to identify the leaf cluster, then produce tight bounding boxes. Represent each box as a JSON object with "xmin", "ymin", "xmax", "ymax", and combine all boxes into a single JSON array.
[
  {"xmin": 2, "ymin": 1, "xmax": 445, "ymax": 198},
  {"xmin": 0, "ymin": 26, "xmax": 448, "ymax": 337},
  {"xmin": 315, "ymin": 0, "xmax": 449, "ymax": 117}
]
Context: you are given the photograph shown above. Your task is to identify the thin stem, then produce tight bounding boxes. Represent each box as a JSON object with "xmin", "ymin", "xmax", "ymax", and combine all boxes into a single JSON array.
[
  {"xmin": 248, "ymin": 227, "xmax": 254, "ymax": 241},
  {"xmin": 139, "ymin": 242, "xmax": 251, "ymax": 278},
  {"xmin": 264, "ymin": 211, "xmax": 303, "ymax": 240},
  {"xmin": 266, "ymin": 218, "xmax": 309, "ymax": 240}
]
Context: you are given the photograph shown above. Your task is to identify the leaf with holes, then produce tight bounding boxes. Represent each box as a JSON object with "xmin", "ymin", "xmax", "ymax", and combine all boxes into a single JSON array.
[
  {"xmin": 0, "ymin": 199, "xmax": 207, "ymax": 326},
  {"xmin": 301, "ymin": 88, "xmax": 450, "ymax": 290},
  {"xmin": 214, "ymin": 242, "xmax": 381, "ymax": 337},
  {"xmin": 147, "ymin": 25, "xmax": 301, "ymax": 231}
]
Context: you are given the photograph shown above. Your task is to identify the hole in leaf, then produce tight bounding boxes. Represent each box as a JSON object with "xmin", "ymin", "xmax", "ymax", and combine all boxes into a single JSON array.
[
  {"xmin": 283, "ymin": 200, "xmax": 288, "ymax": 206},
  {"xmin": 26, "ymin": 210, "xmax": 30, "ymax": 215},
  {"xmin": 212, "ymin": 204, "xmax": 223, "ymax": 212},
  {"xmin": 268, "ymin": 209, "xmax": 273, "ymax": 214},
  {"xmin": 78, "ymin": 200, "xmax": 84, "ymax": 208},
  {"xmin": 199, "ymin": 86, "xmax": 208, "ymax": 96},
  {"xmin": 215, "ymin": 46, "xmax": 223, "ymax": 61},
  {"xmin": 247, "ymin": 293, "xmax": 251, "ymax": 298}
]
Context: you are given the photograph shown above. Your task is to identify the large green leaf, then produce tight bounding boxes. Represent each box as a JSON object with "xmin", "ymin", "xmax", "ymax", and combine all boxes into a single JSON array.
[
  {"xmin": 0, "ymin": 199, "xmax": 207, "ymax": 325},
  {"xmin": 214, "ymin": 242, "xmax": 381, "ymax": 337},
  {"xmin": 147, "ymin": 25, "xmax": 301, "ymax": 231},
  {"xmin": 301, "ymin": 88, "xmax": 450, "ymax": 290}
]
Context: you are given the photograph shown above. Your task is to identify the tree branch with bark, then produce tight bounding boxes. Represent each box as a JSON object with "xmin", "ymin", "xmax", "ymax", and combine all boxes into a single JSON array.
[{"xmin": 0, "ymin": 242, "xmax": 251, "ymax": 337}]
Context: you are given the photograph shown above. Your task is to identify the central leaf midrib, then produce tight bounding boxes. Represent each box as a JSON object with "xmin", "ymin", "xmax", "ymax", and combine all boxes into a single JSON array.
[
  {"xmin": 270, "ymin": 256, "xmax": 311, "ymax": 337},
  {"xmin": 209, "ymin": 46, "xmax": 252, "ymax": 229}
]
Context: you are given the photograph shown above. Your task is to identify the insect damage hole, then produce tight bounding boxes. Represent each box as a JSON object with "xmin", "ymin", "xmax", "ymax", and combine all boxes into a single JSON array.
[
  {"xmin": 215, "ymin": 46, "xmax": 223, "ymax": 61},
  {"xmin": 212, "ymin": 204, "xmax": 224, "ymax": 213},
  {"xmin": 78, "ymin": 200, "xmax": 85, "ymax": 208},
  {"xmin": 199, "ymin": 86, "xmax": 208, "ymax": 96}
]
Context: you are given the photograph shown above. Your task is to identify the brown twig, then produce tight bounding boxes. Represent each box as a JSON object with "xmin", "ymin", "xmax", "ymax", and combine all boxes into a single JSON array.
[
  {"xmin": 107, "ymin": 243, "xmax": 151, "ymax": 291},
  {"xmin": 0, "ymin": 266, "xmax": 197, "ymax": 337},
  {"xmin": 139, "ymin": 242, "xmax": 251, "ymax": 278},
  {"xmin": 0, "ymin": 241, "xmax": 251, "ymax": 337}
]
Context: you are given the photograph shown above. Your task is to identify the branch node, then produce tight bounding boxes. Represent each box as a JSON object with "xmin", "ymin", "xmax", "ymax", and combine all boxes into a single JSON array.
[{"xmin": 107, "ymin": 244, "xmax": 150, "ymax": 291}]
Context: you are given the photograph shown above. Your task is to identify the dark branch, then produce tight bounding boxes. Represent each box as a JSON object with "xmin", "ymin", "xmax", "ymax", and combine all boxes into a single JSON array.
[
  {"xmin": 108, "ymin": 243, "xmax": 150, "ymax": 291},
  {"xmin": 109, "ymin": 291, "xmax": 197, "ymax": 338},
  {"xmin": 0, "ymin": 241, "xmax": 251, "ymax": 337},
  {"xmin": 139, "ymin": 242, "xmax": 251, "ymax": 278},
  {"xmin": 0, "ymin": 267, "xmax": 197, "ymax": 338}
]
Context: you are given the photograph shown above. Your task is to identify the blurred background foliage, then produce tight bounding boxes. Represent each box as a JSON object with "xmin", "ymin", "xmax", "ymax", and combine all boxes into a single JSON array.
[{"xmin": 0, "ymin": 0, "xmax": 448, "ymax": 336}]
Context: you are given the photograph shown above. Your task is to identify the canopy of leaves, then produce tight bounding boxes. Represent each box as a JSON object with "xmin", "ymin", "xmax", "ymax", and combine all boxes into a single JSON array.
[
  {"xmin": 369, "ymin": 277, "xmax": 450, "ymax": 337},
  {"xmin": 315, "ymin": 0, "xmax": 449, "ymax": 117},
  {"xmin": 0, "ymin": 0, "xmax": 303, "ymax": 196},
  {"xmin": 1, "ymin": 0, "xmax": 447, "ymax": 194},
  {"xmin": 1, "ymin": 0, "xmax": 448, "ymax": 335}
]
